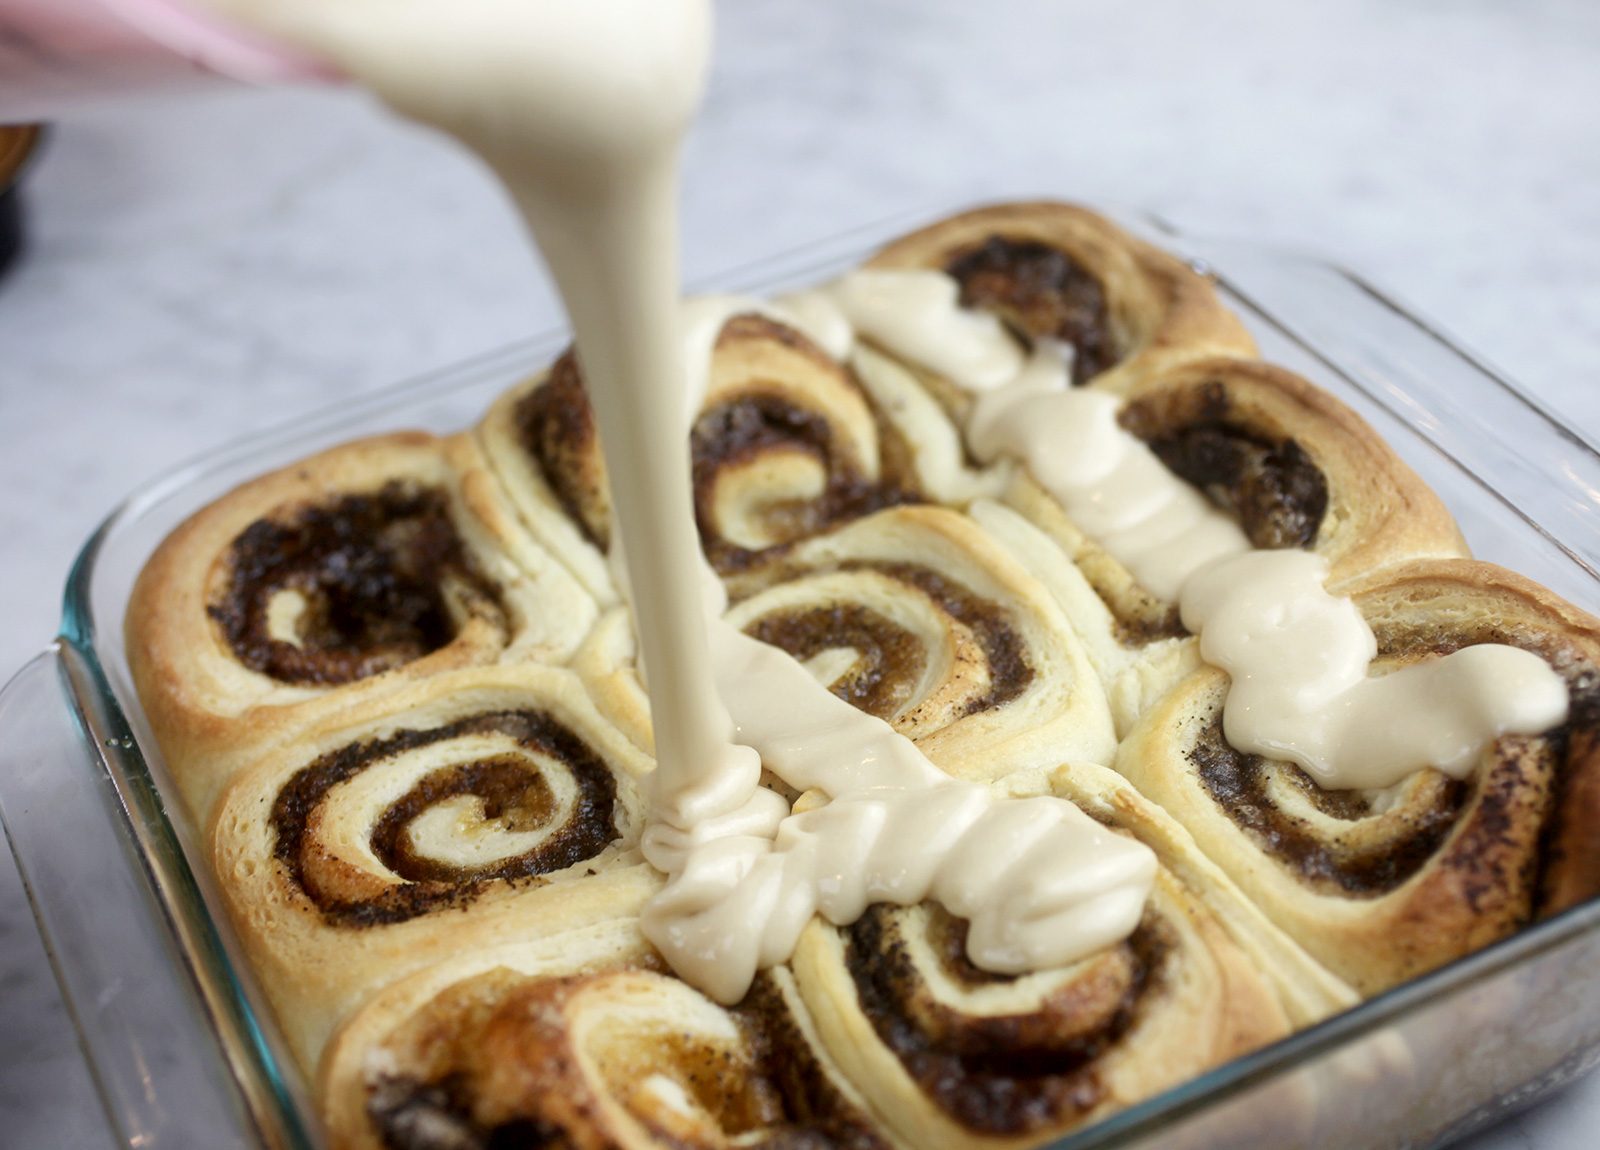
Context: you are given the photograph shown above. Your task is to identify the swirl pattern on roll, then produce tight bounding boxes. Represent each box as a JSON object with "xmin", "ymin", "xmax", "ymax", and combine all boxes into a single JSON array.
[
  {"xmin": 209, "ymin": 480, "xmax": 506, "ymax": 686},
  {"xmin": 694, "ymin": 313, "xmax": 922, "ymax": 572},
  {"xmin": 1188, "ymin": 717, "xmax": 1473, "ymax": 896},
  {"xmin": 722, "ymin": 504, "xmax": 1117, "ymax": 776},
  {"xmin": 209, "ymin": 665, "xmax": 658, "ymax": 1069},
  {"xmin": 272, "ymin": 708, "xmax": 623, "ymax": 925},
  {"xmin": 505, "ymin": 313, "xmax": 922, "ymax": 577},
  {"xmin": 843, "ymin": 902, "xmax": 1167, "ymax": 1132}
]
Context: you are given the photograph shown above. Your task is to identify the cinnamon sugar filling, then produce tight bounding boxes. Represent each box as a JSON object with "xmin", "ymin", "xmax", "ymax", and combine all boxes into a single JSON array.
[
  {"xmin": 209, "ymin": 482, "xmax": 505, "ymax": 685},
  {"xmin": 945, "ymin": 237, "xmax": 1117, "ymax": 385},
  {"xmin": 1120, "ymin": 382, "xmax": 1329, "ymax": 551},
  {"xmin": 743, "ymin": 602, "xmax": 926, "ymax": 721},
  {"xmin": 270, "ymin": 710, "xmax": 620, "ymax": 927},
  {"xmin": 514, "ymin": 352, "xmax": 611, "ymax": 549},
  {"xmin": 737, "ymin": 560, "xmax": 1034, "ymax": 721}
]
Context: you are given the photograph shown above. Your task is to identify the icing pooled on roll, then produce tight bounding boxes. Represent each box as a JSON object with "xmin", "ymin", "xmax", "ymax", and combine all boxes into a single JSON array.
[{"xmin": 1181, "ymin": 550, "xmax": 1569, "ymax": 788}]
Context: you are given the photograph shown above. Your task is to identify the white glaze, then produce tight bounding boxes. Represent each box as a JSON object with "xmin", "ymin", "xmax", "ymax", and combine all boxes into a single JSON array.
[
  {"xmin": 969, "ymin": 341, "xmax": 1251, "ymax": 601},
  {"xmin": 1182, "ymin": 551, "xmax": 1570, "ymax": 788},
  {"xmin": 642, "ymin": 609, "xmax": 1155, "ymax": 1003},
  {"xmin": 820, "ymin": 269, "xmax": 1024, "ymax": 390}
]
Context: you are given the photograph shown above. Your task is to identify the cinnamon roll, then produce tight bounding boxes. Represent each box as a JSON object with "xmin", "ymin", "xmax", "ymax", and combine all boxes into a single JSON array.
[
  {"xmin": 127, "ymin": 431, "xmax": 597, "ymax": 821},
  {"xmin": 479, "ymin": 310, "xmax": 923, "ymax": 589},
  {"xmin": 208, "ymin": 663, "xmax": 658, "ymax": 1068},
  {"xmin": 571, "ymin": 502, "xmax": 1119, "ymax": 778},
  {"xmin": 788, "ymin": 762, "xmax": 1339, "ymax": 1150},
  {"xmin": 864, "ymin": 201, "xmax": 1257, "ymax": 396},
  {"xmin": 1115, "ymin": 559, "xmax": 1600, "ymax": 995},
  {"xmin": 318, "ymin": 924, "xmax": 896, "ymax": 1150}
]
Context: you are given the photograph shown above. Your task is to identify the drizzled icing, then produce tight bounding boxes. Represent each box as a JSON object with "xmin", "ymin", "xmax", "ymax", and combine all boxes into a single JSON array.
[
  {"xmin": 817, "ymin": 270, "xmax": 1024, "ymax": 390},
  {"xmin": 966, "ymin": 342, "xmax": 1252, "ymax": 601},
  {"xmin": 1182, "ymin": 551, "xmax": 1570, "ymax": 788},
  {"xmin": 818, "ymin": 265, "xmax": 1570, "ymax": 791},
  {"xmin": 642, "ymin": 611, "xmax": 1156, "ymax": 1004},
  {"xmin": 639, "ymin": 298, "xmax": 1157, "ymax": 1002}
]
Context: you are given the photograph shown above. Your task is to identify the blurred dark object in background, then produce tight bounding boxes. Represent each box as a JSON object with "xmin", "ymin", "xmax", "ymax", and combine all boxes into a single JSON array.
[{"xmin": 0, "ymin": 125, "xmax": 43, "ymax": 281}]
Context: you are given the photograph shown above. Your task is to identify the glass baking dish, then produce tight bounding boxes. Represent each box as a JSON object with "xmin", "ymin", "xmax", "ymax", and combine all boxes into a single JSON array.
[{"xmin": 5, "ymin": 210, "xmax": 1600, "ymax": 1150}]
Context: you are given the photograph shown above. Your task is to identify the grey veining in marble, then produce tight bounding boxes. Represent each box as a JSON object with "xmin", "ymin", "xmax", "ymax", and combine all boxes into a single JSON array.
[{"xmin": 3, "ymin": 1, "xmax": 1599, "ymax": 1146}]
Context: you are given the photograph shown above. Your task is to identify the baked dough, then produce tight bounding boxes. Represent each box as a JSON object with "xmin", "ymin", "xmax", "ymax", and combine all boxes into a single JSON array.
[{"xmin": 121, "ymin": 201, "xmax": 1600, "ymax": 1149}]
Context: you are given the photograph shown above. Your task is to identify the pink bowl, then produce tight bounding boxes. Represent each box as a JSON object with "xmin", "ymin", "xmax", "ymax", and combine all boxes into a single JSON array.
[{"xmin": 0, "ymin": 0, "xmax": 341, "ymax": 120}]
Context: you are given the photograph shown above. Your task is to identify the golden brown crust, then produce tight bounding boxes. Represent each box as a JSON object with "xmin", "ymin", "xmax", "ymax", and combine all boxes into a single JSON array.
[
  {"xmin": 865, "ymin": 201, "xmax": 1257, "ymax": 396},
  {"xmin": 320, "ymin": 930, "xmax": 897, "ymax": 1150}
]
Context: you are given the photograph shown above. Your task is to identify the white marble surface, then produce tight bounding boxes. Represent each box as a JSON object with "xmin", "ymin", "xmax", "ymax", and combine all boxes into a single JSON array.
[{"xmin": 3, "ymin": 0, "xmax": 1599, "ymax": 1146}]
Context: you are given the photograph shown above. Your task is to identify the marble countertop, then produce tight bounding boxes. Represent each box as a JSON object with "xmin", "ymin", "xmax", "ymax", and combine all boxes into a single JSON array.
[{"xmin": 3, "ymin": 1, "xmax": 1599, "ymax": 1146}]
